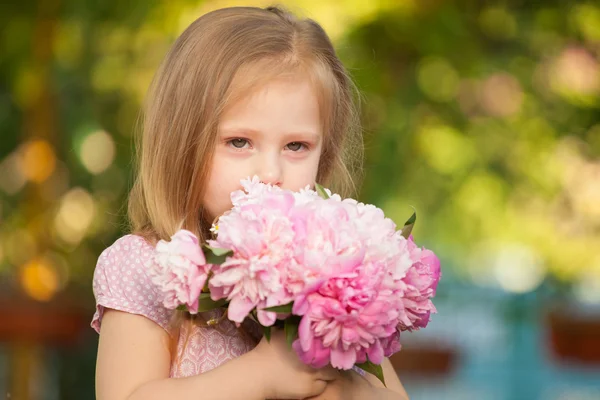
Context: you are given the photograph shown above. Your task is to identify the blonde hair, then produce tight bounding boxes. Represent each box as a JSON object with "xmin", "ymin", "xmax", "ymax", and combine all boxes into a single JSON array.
[{"xmin": 128, "ymin": 5, "xmax": 363, "ymax": 246}]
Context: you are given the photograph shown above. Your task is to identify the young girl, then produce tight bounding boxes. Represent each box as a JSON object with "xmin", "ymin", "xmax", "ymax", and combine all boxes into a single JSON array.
[{"xmin": 92, "ymin": 6, "xmax": 409, "ymax": 400}]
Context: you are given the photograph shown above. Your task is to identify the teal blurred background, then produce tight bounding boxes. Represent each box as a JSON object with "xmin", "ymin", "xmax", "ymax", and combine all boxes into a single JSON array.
[{"xmin": 1, "ymin": 0, "xmax": 600, "ymax": 399}]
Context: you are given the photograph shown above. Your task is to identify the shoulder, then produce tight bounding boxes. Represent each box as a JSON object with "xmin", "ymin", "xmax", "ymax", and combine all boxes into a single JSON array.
[
  {"xmin": 95, "ymin": 234, "xmax": 157, "ymax": 278},
  {"xmin": 91, "ymin": 234, "xmax": 174, "ymax": 334},
  {"xmin": 99, "ymin": 234, "xmax": 155, "ymax": 262}
]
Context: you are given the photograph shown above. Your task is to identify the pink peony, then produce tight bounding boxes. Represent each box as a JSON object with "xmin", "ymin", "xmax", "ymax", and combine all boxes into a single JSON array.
[
  {"xmin": 397, "ymin": 236, "xmax": 441, "ymax": 331},
  {"xmin": 290, "ymin": 201, "xmax": 410, "ymax": 369},
  {"xmin": 292, "ymin": 261, "xmax": 401, "ymax": 369},
  {"xmin": 380, "ymin": 329, "xmax": 402, "ymax": 357},
  {"xmin": 149, "ymin": 230, "xmax": 209, "ymax": 314}
]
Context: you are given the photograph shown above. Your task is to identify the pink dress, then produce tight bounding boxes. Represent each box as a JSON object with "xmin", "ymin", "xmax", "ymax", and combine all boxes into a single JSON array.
[{"xmin": 91, "ymin": 234, "xmax": 261, "ymax": 377}]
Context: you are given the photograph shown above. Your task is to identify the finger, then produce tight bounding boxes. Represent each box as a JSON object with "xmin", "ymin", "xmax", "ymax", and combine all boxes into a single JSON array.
[
  {"xmin": 316, "ymin": 366, "xmax": 341, "ymax": 381},
  {"xmin": 309, "ymin": 379, "xmax": 328, "ymax": 396}
]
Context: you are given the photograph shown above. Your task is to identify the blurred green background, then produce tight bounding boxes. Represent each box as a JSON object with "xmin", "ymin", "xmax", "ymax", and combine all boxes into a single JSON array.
[{"xmin": 1, "ymin": 0, "xmax": 599, "ymax": 399}]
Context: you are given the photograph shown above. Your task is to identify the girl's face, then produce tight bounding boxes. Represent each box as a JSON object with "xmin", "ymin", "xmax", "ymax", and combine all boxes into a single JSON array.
[{"xmin": 203, "ymin": 73, "xmax": 323, "ymax": 220}]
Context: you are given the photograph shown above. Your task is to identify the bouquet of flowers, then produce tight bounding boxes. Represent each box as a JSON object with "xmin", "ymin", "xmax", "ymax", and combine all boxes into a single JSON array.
[{"xmin": 149, "ymin": 177, "xmax": 441, "ymax": 384}]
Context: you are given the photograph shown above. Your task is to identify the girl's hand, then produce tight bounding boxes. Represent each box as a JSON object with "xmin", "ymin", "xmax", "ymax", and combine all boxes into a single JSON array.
[
  {"xmin": 303, "ymin": 369, "xmax": 372, "ymax": 400},
  {"xmin": 305, "ymin": 363, "xmax": 411, "ymax": 400},
  {"xmin": 250, "ymin": 329, "xmax": 340, "ymax": 400}
]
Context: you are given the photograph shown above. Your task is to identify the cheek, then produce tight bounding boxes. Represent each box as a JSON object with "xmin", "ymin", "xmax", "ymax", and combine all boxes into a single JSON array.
[
  {"xmin": 284, "ymin": 153, "xmax": 321, "ymax": 191},
  {"xmin": 202, "ymin": 156, "xmax": 241, "ymax": 219}
]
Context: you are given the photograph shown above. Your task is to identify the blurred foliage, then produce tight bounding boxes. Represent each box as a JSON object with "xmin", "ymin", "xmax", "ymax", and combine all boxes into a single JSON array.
[{"xmin": 1, "ymin": 0, "xmax": 599, "ymax": 310}]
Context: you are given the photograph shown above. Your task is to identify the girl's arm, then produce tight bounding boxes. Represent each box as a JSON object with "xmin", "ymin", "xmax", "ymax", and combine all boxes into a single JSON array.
[
  {"xmin": 96, "ymin": 309, "xmax": 267, "ymax": 400},
  {"xmin": 96, "ymin": 309, "xmax": 339, "ymax": 400}
]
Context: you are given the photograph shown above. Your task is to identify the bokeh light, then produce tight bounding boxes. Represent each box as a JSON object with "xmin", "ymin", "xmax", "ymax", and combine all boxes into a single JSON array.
[
  {"xmin": 549, "ymin": 46, "xmax": 600, "ymax": 107},
  {"xmin": 20, "ymin": 257, "xmax": 59, "ymax": 302},
  {"xmin": 480, "ymin": 73, "xmax": 524, "ymax": 117},
  {"xmin": 79, "ymin": 130, "xmax": 116, "ymax": 175},
  {"xmin": 417, "ymin": 58, "xmax": 460, "ymax": 102},
  {"xmin": 492, "ymin": 244, "xmax": 546, "ymax": 293},
  {"xmin": 53, "ymin": 188, "xmax": 97, "ymax": 246},
  {"xmin": 20, "ymin": 139, "xmax": 57, "ymax": 184}
]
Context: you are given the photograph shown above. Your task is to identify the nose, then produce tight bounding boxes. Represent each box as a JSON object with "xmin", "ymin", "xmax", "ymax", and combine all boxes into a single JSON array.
[{"xmin": 257, "ymin": 153, "xmax": 282, "ymax": 186}]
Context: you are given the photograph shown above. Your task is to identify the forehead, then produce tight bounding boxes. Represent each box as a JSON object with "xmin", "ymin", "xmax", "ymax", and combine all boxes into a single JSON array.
[
  {"xmin": 219, "ymin": 76, "xmax": 322, "ymax": 141},
  {"xmin": 221, "ymin": 57, "xmax": 333, "ymax": 129}
]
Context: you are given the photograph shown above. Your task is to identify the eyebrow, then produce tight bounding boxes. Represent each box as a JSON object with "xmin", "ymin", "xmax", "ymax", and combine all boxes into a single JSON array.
[{"xmin": 219, "ymin": 127, "xmax": 322, "ymax": 142}]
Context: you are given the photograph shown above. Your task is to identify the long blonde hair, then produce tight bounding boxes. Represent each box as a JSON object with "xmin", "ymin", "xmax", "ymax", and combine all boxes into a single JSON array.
[{"xmin": 126, "ymin": 5, "xmax": 364, "ymax": 354}]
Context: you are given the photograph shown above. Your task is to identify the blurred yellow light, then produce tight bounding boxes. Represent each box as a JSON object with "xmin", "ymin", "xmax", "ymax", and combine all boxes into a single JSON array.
[
  {"xmin": 80, "ymin": 130, "xmax": 116, "ymax": 174},
  {"xmin": 53, "ymin": 222, "xmax": 84, "ymax": 248},
  {"xmin": 417, "ymin": 58, "xmax": 459, "ymax": 102},
  {"xmin": 564, "ymin": 160, "xmax": 600, "ymax": 221},
  {"xmin": 0, "ymin": 152, "xmax": 27, "ymax": 195},
  {"xmin": 54, "ymin": 188, "xmax": 96, "ymax": 245},
  {"xmin": 455, "ymin": 171, "xmax": 505, "ymax": 217},
  {"xmin": 480, "ymin": 73, "xmax": 523, "ymax": 117},
  {"xmin": 493, "ymin": 244, "xmax": 546, "ymax": 293},
  {"xmin": 20, "ymin": 139, "xmax": 56, "ymax": 183},
  {"xmin": 417, "ymin": 124, "xmax": 477, "ymax": 175},
  {"xmin": 20, "ymin": 258, "xmax": 59, "ymax": 302}
]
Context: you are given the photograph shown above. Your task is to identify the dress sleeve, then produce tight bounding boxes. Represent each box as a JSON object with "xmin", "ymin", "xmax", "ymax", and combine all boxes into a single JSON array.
[{"xmin": 91, "ymin": 234, "xmax": 174, "ymax": 334}]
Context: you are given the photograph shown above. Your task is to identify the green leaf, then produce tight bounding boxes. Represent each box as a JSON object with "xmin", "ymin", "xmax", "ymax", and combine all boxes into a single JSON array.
[
  {"xmin": 284, "ymin": 318, "xmax": 299, "ymax": 347},
  {"xmin": 247, "ymin": 311, "xmax": 260, "ymax": 324},
  {"xmin": 206, "ymin": 246, "xmax": 232, "ymax": 256},
  {"xmin": 261, "ymin": 302, "xmax": 294, "ymax": 313},
  {"xmin": 355, "ymin": 359, "xmax": 386, "ymax": 387},
  {"xmin": 263, "ymin": 326, "xmax": 271, "ymax": 342},
  {"xmin": 196, "ymin": 292, "xmax": 228, "ymax": 312},
  {"xmin": 176, "ymin": 304, "xmax": 187, "ymax": 312},
  {"xmin": 315, "ymin": 183, "xmax": 330, "ymax": 199},
  {"xmin": 202, "ymin": 245, "xmax": 233, "ymax": 265},
  {"xmin": 400, "ymin": 209, "xmax": 417, "ymax": 239}
]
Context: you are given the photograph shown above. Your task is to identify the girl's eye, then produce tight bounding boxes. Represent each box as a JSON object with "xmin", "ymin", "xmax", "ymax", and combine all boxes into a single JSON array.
[
  {"xmin": 286, "ymin": 142, "xmax": 307, "ymax": 152},
  {"xmin": 228, "ymin": 138, "xmax": 249, "ymax": 149}
]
